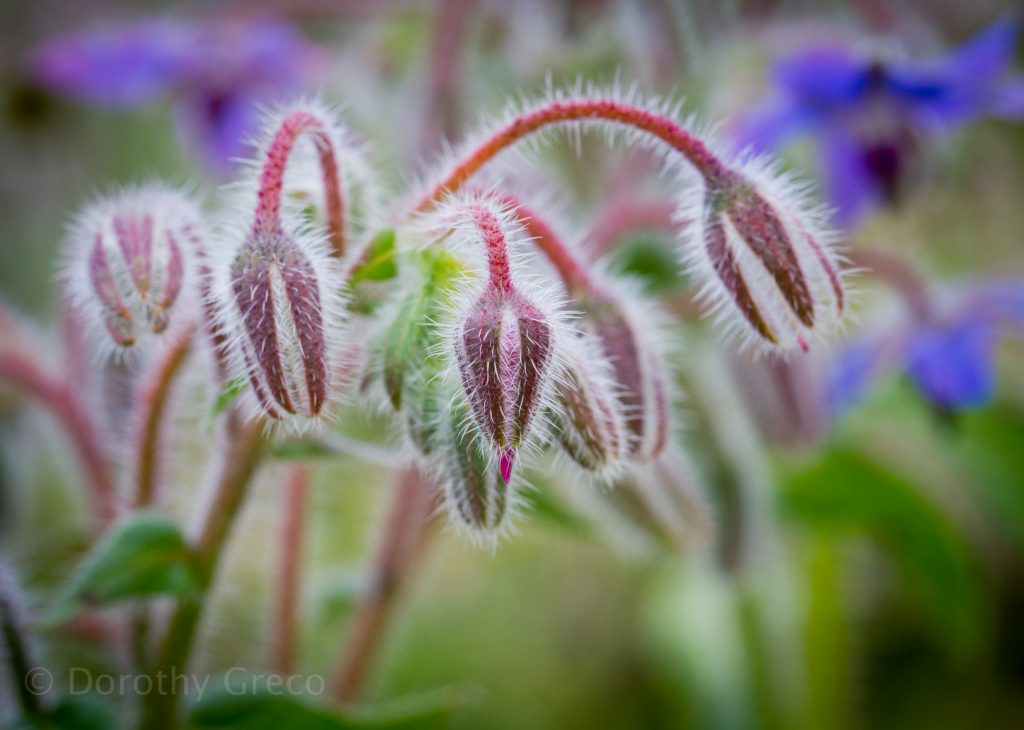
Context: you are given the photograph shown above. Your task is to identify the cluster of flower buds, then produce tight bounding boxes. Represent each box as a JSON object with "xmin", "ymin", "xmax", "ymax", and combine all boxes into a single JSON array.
[{"xmin": 63, "ymin": 186, "xmax": 202, "ymax": 351}]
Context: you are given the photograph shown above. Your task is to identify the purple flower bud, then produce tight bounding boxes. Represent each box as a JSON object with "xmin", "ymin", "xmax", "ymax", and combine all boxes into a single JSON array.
[
  {"xmin": 553, "ymin": 334, "xmax": 628, "ymax": 476},
  {"xmin": 222, "ymin": 227, "xmax": 337, "ymax": 422},
  {"xmin": 64, "ymin": 186, "xmax": 197, "ymax": 350},
  {"xmin": 448, "ymin": 202, "xmax": 558, "ymax": 483},
  {"xmin": 686, "ymin": 164, "xmax": 845, "ymax": 353},
  {"xmin": 578, "ymin": 286, "xmax": 671, "ymax": 461}
]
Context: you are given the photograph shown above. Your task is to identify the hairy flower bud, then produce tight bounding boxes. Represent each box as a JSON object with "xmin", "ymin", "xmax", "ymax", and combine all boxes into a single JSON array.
[
  {"xmin": 552, "ymin": 334, "xmax": 628, "ymax": 477},
  {"xmin": 219, "ymin": 227, "xmax": 340, "ymax": 422},
  {"xmin": 578, "ymin": 285, "xmax": 671, "ymax": 461},
  {"xmin": 64, "ymin": 186, "xmax": 197, "ymax": 350},
  {"xmin": 687, "ymin": 163, "xmax": 845, "ymax": 352},
  {"xmin": 435, "ymin": 198, "xmax": 561, "ymax": 483},
  {"xmin": 441, "ymin": 398, "xmax": 516, "ymax": 540}
]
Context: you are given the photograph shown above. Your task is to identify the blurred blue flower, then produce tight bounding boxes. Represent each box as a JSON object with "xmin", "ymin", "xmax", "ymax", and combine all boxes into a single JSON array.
[
  {"xmin": 827, "ymin": 280, "xmax": 1024, "ymax": 414},
  {"xmin": 735, "ymin": 18, "xmax": 1024, "ymax": 226},
  {"xmin": 30, "ymin": 18, "xmax": 325, "ymax": 172}
]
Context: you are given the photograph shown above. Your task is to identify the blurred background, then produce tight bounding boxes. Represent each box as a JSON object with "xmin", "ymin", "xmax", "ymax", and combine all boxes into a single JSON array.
[{"xmin": 2, "ymin": 1, "xmax": 1024, "ymax": 728}]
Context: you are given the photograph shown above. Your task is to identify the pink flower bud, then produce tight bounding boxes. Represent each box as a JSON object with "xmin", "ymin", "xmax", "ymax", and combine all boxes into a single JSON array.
[
  {"xmin": 686, "ymin": 162, "xmax": 845, "ymax": 353},
  {"xmin": 578, "ymin": 284, "xmax": 671, "ymax": 461},
  {"xmin": 443, "ymin": 200, "xmax": 560, "ymax": 483},
  {"xmin": 221, "ymin": 227, "xmax": 339, "ymax": 422},
  {"xmin": 64, "ymin": 186, "xmax": 197, "ymax": 350}
]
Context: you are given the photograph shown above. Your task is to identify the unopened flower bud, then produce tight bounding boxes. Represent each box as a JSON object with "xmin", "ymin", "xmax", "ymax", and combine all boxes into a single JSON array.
[
  {"xmin": 65, "ymin": 186, "xmax": 197, "ymax": 350},
  {"xmin": 441, "ymin": 398, "xmax": 515, "ymax": 540},
  {"xmin": 688, "ymin": 164, "xmax": 845, "ymax": 352},
  {"xmin": 440, "ymin": 199, "xmax": 560, "ymax": 484},
  {"xmin": 220, "ymin": 227, "xmax": 339, "ymax": 422},
  {"xmin": 578, "ymin": 286, "xmax": 671, "ymax": 461},
  {"xmin": 552, "ymin": 334, "xmax": 628, "ymax": 477}
]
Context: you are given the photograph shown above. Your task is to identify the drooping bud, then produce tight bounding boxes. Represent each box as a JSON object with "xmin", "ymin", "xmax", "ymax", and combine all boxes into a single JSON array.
[
  {"xmin": 441, "ymin": 397, "xmax": 515, "ymax": 540},
  {"xmin": 551, "ymin": 333, "xmax": 628, "ymax": 477},
  {"xmin": 221, "ymin": 227, "xmax": 339, "ymax": 423},
  {"xmin": 64, "ymin": 186, "xmax": 197, "ymax": 350},
  {"xmin": 577, "ymin": 284, "xmax": 671, "ymax": 461},
  {"xmin": 439, "ymin": 198, "xmax": 560, "ymax": 483},
  {"xmin": 686, "ymin": 163, "xmax": 845, "ymax": 353}
]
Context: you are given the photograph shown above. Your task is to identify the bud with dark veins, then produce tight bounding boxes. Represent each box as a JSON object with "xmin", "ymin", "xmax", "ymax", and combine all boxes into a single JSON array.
[
  {"xmin": 439, "ymin": 197, "xmax": 559, "ymax": 484},
  {"xmin": 687, "ymin": 163, "xmax": 845, "ymax": 353}
]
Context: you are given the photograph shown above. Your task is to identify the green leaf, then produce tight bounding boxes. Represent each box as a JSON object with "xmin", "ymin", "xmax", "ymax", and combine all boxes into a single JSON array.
[
  {"xmin": 779, "ymin": 448, "xmax": 988, "ymax": 658},
  {"xmin": 6, "ymin": 695, "xmax": 117, "ymax": 730},
  {"xmin": 47, "ymin": 512, "xmax": 202, "ymax": 625},
  {"xmin": 380, "ymin": 250, "xmax": 462, "ymax": 410},
  {"xmin": 349, "ymin": 229, "xmax": 398, "ymax": 286},
  {"xmin": 188, "ymin": 677, "xmax": 462, "ymax": 730},
  {"xmin": 212, "ymin": 377, "xmax": 248, "ymax": 418}
]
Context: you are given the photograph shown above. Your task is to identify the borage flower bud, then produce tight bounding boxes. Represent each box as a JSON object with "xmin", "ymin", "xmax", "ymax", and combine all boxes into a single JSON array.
[
  {"xmin": 687, "ymin": 162, "xmax": 845, "ymax": 353},
  {"xmin": 551, "ymin": 333, "xmax": 628, "ymax": 478},
  {"xmin": 440, "ymin": 398, "xmax": 518, "ymax": 541},
  {"xmin": 442, "ymin": 198, "xmax": 561, "ymax": 484},
  {"xmin": 578, "ymin": 285, "xmax": 672, "ymax": 461},
  {"xmin": 64, "ymin": 185, "xmax": 197, "ymax": 350},
  {"xmin": 220, "ymin": 226, "xmax": 341, "ymax": 423}
]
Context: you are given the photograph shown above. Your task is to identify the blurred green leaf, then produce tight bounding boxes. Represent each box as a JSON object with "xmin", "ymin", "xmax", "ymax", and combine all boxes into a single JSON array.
[
  {"xmin": 188, "ymin": 678, "xmax": 461, "ymax": 730},
  {"xmin": 780, "ymin": 449, "xmax": 988, "ymax": 659},
  {"xmin": 349, "ymin": 229, "xmax": 398, "ymax": 286},
  {"xmin": 607, "ymin": 236, "xmax": 686, "ymax": 294},
  {"xmin": 5, "ymin": 695, "xmax": 116, "ymax": 730},
  {"xmin": 211, "ymin": 377, "xmax": 248, "ymax": 418},
  {"xmin": 519, "ymin": 485, "xmax": 594, "ymax": 538},
  {"xmin": 46, "ymin": 512, "xmax": 201, "ymax": 625}
]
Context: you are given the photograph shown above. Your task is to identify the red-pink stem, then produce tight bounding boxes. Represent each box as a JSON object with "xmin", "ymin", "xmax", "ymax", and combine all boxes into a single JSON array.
[
  {"xmin": 255, "ymin": 109, "xmax": 346, "ymax": 257},
  {"xmin": 421, "ymin": 0, "xmax": 476, "ymax": 151},
  {"xmin": 0, "ymin": 352, "xmax": 114, "ymax": 524},
  {"xmin": 271, "ymin": 465, "xmax": 311, "ymax": 675},
  {"xmin": 331, "ymin": 464, "xmax": 437, "ymax": 703},
  {"xmin": 467, "ymin": 204, "xmax": 514, "ymax": 293},
  {"xmin": 483, "ymin": 190, "xmax": 595, "ymax": 295},
  {"xmin": 414, "ymin": 97, "xmax": 726, "ymax": 213},
  {"xmin": 131, "ymin": 325, "xmax": 195, "ymax": 509}
]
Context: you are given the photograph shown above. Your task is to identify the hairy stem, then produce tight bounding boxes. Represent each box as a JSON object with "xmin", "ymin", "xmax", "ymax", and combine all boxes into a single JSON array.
[
  {"xmin": 271, "ymin": 465, "xmax": 311, "ymax": 675},
  {"xmin": 0, "ymin": 351, "xmax": 114, "ymax": 525},
  {"xmin": 414, "ymin": 97, "xmax": 726, "ymax": 213},
  {"xmin": 255, "ymin": 108, "xmax": 347, "ymax": 256},
  {"xmin": 131, "ymin": 326, "xmax": 195, "ymax": 509},
  {"xmin": 331, "ymin": 464, "xmax": 437, "ymax": 703},
  {"xmin": 139, "ymin": 414, "xmax": 266, "ymax": 730}
]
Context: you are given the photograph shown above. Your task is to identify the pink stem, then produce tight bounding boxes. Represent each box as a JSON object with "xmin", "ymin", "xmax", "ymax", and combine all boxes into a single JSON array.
[
  {"xmin": 414, "ymin": 97, "xmax": 726, "ymax": 213},
  {"xmin": 0, "ymin": 351, "xmax": 114, "ymax": 524},
  {"xmin": 255, "ymin": 109, "xmax": 346, "ymax": 257},
  {"xmin": 585, "ymin": 198, "xmax": 683, "ymax": 259},
  {"xmin": 331, "ymin": 464, "xmax": 437, "ymax": 703},
  {"xmin": 467, "ymin": 204, "xmax": 515, "ymax": 293},
  {"xmin": 130, "ymin": 325, "xmax": 196, "ymax": 509},
  {"xmin": 271, "ymin": 465, "xmax": 311, "ymax": 675}
]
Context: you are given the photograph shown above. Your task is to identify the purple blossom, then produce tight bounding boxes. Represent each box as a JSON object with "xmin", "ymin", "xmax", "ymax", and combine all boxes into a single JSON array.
[
  {"xmin": 827, "ymin": 280, "xmax": 1024, "ymax": 414},
  {"xmin": 30, "ymin": 18, "xmax": 325, "ymax": 172},
  {"xmin": 734, "ymin": 18, "xmax": 1024, "ymax": 226}
]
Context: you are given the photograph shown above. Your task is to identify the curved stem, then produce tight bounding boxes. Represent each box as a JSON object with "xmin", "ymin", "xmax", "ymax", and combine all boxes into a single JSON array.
[
  {"xmin": 414, "ymin": 97, "xmax": 726, "ymax": 213},
  {"xmin": 482, "ymin": 191, "xmax": 595, "ymax": 294},
  {"xmin": 271, "ymin": 465, "xmax": 311, "ymax": 675},
  {"xmin": 139, "ymin": 414, "xmax": 266, "ymax": 730},
  {"xmin": 331, "ymin": 464, "xmax": 437, "ymax": 704},
  {"xmin": 0, "ymin": 351, "xmax": 114, "ymax": 525},
  {"xmin": 131, "ymin": 325, "xmax": 196, "ymax": 509},
  {"xmin": 255, "ymin": 109, "xmax": 347, "ymax": 257},
  {"xmin": 466, "ymin": 204, "xmax": 514, "ymax": 293}
]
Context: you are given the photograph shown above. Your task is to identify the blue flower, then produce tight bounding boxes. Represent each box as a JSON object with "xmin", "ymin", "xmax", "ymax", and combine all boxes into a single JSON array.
[
  {"xmin": 30, "ymin": 18, "xmax": 324, "ymax": 173},
  {"xmin": 827, "ymin": 280, "xmax": 1024, "ymax": 414},
  {"xmin": 734, "ymin": 18, "xmax": 1024, "ymax": 225}
]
